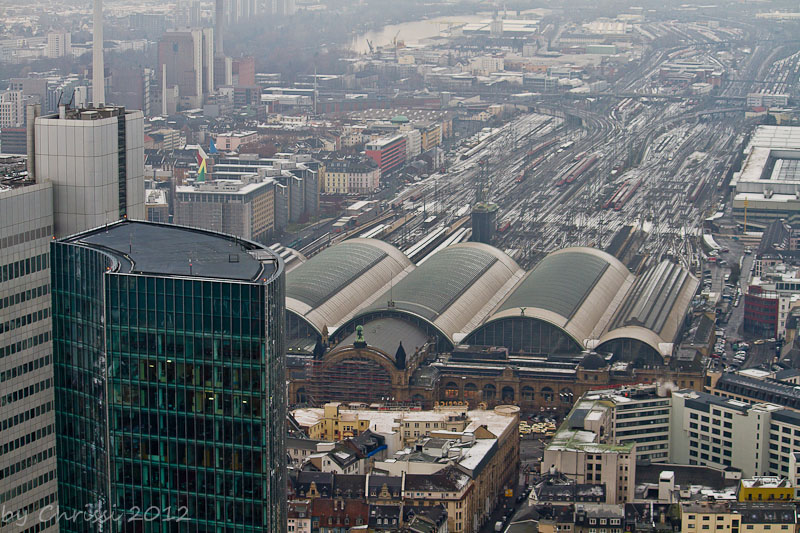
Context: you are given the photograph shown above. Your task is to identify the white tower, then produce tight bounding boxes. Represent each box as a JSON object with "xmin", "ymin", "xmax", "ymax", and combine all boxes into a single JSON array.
[{"xmin": 93, "ymin": 0, "xmax": 105, "ymax": 105}]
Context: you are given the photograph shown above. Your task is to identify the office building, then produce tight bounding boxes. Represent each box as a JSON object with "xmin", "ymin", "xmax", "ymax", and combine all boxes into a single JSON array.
[
  {"xmin": 0, "ymin": 180, "xmax": 57, "ymax": 533},
  {"xmin": 158, "ymin": 29, "xmax": 215, "ymax": 110},
  {"xmin": 321, "ymin": 155, "xmax": 380, "ymax": 194},
  {"xmin": 232, "ymin": 57, "xmax": 256, "ymax": 87},
  {"xmin": 542, "ymin": 392, "xmax": 638, "ymax": 504},
  {"xmin": 365, "ymin": 135, "xmax": 406, "ymax": 175},
  {"xmin": 32, "ymin": 104, "xmax": 145, "ymax": 236},
  {"xmin": 0, "ymin": 91, "xmax": 25, "ymax": 128},
  {"xmin": 9, "ymin": 78, "xmax": 48, "ymax": 114},
  {"xmin": 175, "ymin": 0, "xmax": 202, "ymax": 29},
  {"xmin": 110, "ymin": 67, "xmax": 153, "ymax": 117},
  {"xmin": 174, "ymin": 176, "xmax": 276, "ymax": 243},
  {"xmin": 51, "ymin": 220, "xmax": 287, "ymax": 532},
  {"xmin": 605, "ymin": 386, "xmax": 672, "ymax": 463},
  {"xmin": 45, "ymin": 31, "xmax": 72, "ymax": 58},
  {"xmin": 214, "ymin": 131, "xmax": 258, "ymax": 152},
  {"xmin": 128, "ymin": 13, "xmax": 167, "ymax": 40},
  {"xmin": 0, "ymin": 102, "xmax": 148, "ymax": 532},
  {"xmin": 681, "ymin": 501, "xmax": 797, "ymax": 533},
  {"xmin": 737, "ymin": 476, "xmax": 794, "ymax": 502},
  {"xmin": 707, "ymin": 369, "xmax": 800, "ymax": 411},
  {"xmin": 0, "ymin": 127, "xmax": 26, "ymax": 154},
  {"xmin": 731, "ymin": 126, "xmax": 800, "ymax": 229},
  {"xmin": 270, "ymin": 0, "xmax": 295, "ymax": 16},
  {"xmin": 145, "ymin": 189, "xmax": 169, "ymax": 223},
  {"xmin": 747, "ymin": 93, "xmax": 790, "ymax": 108}
]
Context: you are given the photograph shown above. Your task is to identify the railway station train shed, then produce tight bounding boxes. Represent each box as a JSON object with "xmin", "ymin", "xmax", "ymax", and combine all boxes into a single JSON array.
[
  {"xmin": 330, "ymin": 242, "xmax": 526, "ymax": 352},
  {"xmin": 286, "ymin": 240, "xmax": 703, "ymax": 408},
  {"xmin": 285, "ymin": 238, "xmax": 414, "ymax": 353}
]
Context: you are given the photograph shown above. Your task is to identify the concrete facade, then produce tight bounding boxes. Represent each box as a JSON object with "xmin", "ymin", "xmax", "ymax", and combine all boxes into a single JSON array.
[
  {"xmin": 33, "ymin": 106, "xmax": 145, "ymax": 236},
  {"xmin": 174, "ymin": 177, "xmax": 275, "ymax": 243},
  {"xmin": 0, "ymin": 182, "xmax": 57, "ymax": 533}
]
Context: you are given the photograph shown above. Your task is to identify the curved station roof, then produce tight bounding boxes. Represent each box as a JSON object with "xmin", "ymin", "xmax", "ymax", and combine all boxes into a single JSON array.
[
  {"xmin": 482, "ymin": 247, "xmax": 635, "ymax": 346},
  {"xmin": 285, "ymin": 238, "xmax": 413, "ymax": 334},
  {"xmin": 287, "ymin": 239, "xmax": 698, "ymax": 359},
  {"xmin": 359, "ymin": 242, "xmax": 525, "ymax": 341},
  {"xmin": 596, "ymin": 260, "xmax": 699, "ymax": 356}
]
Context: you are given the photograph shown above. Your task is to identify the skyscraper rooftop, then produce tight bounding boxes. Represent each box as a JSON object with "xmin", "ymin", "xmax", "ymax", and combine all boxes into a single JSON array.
[{"xmin": 65, "ymin": 220, "xmax": 279, "ymax": 281}]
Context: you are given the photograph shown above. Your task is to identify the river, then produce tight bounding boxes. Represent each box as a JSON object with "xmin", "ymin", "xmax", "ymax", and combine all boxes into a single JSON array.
[{"xmin": 348, "ymin": 14, "xmax": 487, "ymax": 54}]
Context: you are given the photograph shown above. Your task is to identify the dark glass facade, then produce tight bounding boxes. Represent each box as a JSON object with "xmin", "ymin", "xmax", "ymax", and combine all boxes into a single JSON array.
[
  {"xmin": 52, "ymin": 226, "xmax": 286, "ymax": 533},
  {"xmin": 595, "ymin": 337, "xmax": 663, "ymax": 367},
  {"xmin": 463, "ymin": 317, "xmax": 583, "ymax": 355}
]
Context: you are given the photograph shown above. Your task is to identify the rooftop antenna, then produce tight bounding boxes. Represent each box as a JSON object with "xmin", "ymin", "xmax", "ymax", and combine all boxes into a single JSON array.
[{"xmin": 92, "ymin": 0, "xmax": 105, "ymax": 106}]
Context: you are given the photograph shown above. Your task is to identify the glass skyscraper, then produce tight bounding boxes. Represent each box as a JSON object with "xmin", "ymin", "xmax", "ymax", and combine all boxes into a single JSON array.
[{"xmin": 51, "ymin": 220, "xmax": 286, "ymax": 533}]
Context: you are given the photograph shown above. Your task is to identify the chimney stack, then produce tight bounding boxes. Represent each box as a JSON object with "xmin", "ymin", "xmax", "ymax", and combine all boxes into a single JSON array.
[{"xmin": 92, "ymin": 0, "xmax": 105, "ymax": 106}]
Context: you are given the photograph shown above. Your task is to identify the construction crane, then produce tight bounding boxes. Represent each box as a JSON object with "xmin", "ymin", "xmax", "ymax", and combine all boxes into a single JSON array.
[{"xmin": 366, "ymin": 39, "xmax": 374, "ymax": 54}]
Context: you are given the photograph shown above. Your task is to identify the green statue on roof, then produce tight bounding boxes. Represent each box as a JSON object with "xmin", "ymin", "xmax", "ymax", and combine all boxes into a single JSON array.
[{"xmin": 354, "ymin": 325, "xmax": 366, "ymax": 348}]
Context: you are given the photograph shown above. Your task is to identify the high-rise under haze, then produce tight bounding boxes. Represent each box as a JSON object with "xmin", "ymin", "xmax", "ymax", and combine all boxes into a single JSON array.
[
  {"xmin": 0, "ymin": 0, "xmax": 147, "ymax": 523},
  {"xmin": 51, "ymin": 221, "xmax": 287, "ymax": 533},
  {"xmin": 31, "ymin": 105, "xmax": 146, "ymax": 237},
  {"xmin": 0, "ymin": 182, "xmax": 57, "ymax": 533}
]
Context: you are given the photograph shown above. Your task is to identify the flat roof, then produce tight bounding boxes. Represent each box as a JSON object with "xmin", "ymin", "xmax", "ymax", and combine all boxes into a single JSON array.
[
  {"xmin": 175, "ymin": 180, "xmax": 270, "ymax": 195},
  {"xmin": 65, "ymin": 221, "xmax": 278, "ymax": 282},
  {"xmin": 749, "ymin": 126, "xmax": 800, "ymax": 150}
]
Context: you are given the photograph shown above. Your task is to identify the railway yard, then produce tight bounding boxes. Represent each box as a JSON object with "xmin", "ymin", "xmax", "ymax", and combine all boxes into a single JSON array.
[{"xmin": 294, "ymin": 10, "xmax": 800, "ymax": 296}]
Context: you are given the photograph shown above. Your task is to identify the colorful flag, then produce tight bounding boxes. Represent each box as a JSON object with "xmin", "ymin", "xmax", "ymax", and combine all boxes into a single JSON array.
[
  {"xmin": 196, "ymin": 152, "xmax": 207, "ymax": 183},
  {"xmin": 209, "ymin": 138, "xmax": 218, "ymax": 154}
]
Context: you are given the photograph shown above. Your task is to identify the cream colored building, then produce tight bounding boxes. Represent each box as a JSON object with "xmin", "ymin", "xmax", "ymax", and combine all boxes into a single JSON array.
[
  {"xmin": 543, "ymin": 396, "xmax": 637, "ymax": 503},
  {"xmin": 322, "ymin": 156, "xmax": 380, "ymax": 194},
  {"xmin": 682, "ymin": 501, "xmax": 797, "ymax": 533}
]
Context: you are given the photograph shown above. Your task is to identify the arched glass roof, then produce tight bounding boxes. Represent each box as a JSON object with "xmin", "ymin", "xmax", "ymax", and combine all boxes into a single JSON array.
[
  {"xmin": 285, "ymin": 238, "xmax": 413, "ymax": 334},
  {"xmin": 597, "ymin": 260, "xmax": 699, "ymax": 356},
  {"xmin": 482, "ymin": 247, "xmax": 634, "ymax": 345},
  {"xmin": 356, "ymin": 242, "xmax": 523, "ymax": 340}
]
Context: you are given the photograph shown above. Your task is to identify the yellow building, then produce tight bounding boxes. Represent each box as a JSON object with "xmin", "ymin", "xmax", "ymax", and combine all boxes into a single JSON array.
[
  {"xmin": 682, "ymin": 501, "xmax": 798, "ymax": 533},
  {"xmin": 737, "ymin": 476, "xmax": 794, "ymax": 502},
  {"xmin": 682, "ymin": 502, "xmax": 742, "ymax": 533},
  {"xmin": 321, "ymin": 156, "xmax": 381, "ymax": 194},
  {"xmin": 420, "ymin": 123, "xmax": 442, "ymax": 152},
  {"xmin": 301, "ymin": 402, "xmax": 371, "ymax": 441},
  {"xmin": 404, "ymin": 465, "xmax": 475, "ymax": 533}
]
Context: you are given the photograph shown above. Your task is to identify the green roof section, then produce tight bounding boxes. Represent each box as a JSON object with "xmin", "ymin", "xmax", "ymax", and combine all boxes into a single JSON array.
[
  {"xmin": 286, "ymin": 241, "xmax": 387, "ymax": 308},
  {"xmin": 368, "ymin": 246, "xmax": 498, "ymax": 321},
  {"xmin": 498, "ymin": 250, "xmax": 610, "ymax": 319}
]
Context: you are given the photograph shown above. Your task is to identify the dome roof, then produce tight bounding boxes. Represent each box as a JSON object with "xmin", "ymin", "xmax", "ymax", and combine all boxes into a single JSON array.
[{"xmin": 580, "ymin": 352, "xmax": 607, "ymax": 370}]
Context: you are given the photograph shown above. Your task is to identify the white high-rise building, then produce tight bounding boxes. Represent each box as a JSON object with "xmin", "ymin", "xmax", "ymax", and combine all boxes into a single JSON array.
[
  {"xmin": 45, "ymin": 31, "xmax": 71, "ymax": 58},
  {"xmin": 0, "ymin": 181, "xmax": 57, "ymax": 533},
  {"xmin": 32, "ymin": 105, "xmax": 145, "ymax": 236},
  {"xmin": 0, "ymin": 90, "xmax": 25, "ymax": 128}
]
